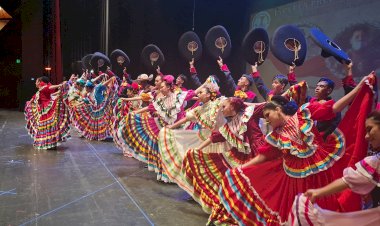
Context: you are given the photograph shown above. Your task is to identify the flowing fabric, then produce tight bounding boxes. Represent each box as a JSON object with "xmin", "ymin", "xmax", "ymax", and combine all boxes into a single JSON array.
[
  {"xmin": 218, "ymin": 79, "xmax": 376, "ymax": 226},
  {"xmin": 117, "ymin": 90, "xmax": 193, "ymax": 182},
  {"xmin": 111, "ymin": 98, "xmax": 141, "ymax": 154},
  {"xmin": 25, "ymin": 87, "xmax": 70, "ymax": 149},
  {"xmin": 158, "ymin": 99, "xmax": 225, "ymax": 192},
  {"xmin": 288, "ymin": 153, "xmax": 380, "ymax": 226},
  {"xmin": 182, "ymin": 104, "xmax": 266, "ymax": 225},
  {"xmin": 69, "ymin": 83, "xmax": 117, "ymax": 140}
]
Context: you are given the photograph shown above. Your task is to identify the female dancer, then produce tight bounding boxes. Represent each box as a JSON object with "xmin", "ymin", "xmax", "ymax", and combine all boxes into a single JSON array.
[
  {"xmin": 182, "ymin": 97, "xmax": 266, "ymax": 224},
  {"xmin": 69, "ymin": 75, "xmax": 117, "ymax": 140},
  {"xmin": 25, "ymin": 76, "xmax": 70, "ymax": 150},
  {"xmin": 288, "ymin": 110, "xmax": 380, "ymax": 226},
  {"xmin": 218, "ymin": 73, "xmax": 376, "ymax": 225},
  {"xmin": 158, "ymin": 77, "xmax": 224, "ymax": 190},
  {"xmin": 117, "ymin": 75, "xmax": 196, "ymax": 182},
  {"xmin": 112, "ymin": 82, "xmax": 142, "ymax": 154}
]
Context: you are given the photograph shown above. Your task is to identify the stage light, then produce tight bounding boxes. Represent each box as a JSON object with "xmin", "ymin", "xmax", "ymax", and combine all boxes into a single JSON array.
[{"xmin": 0, "ymin": 6, "xmax": 12, "ymax": 31}]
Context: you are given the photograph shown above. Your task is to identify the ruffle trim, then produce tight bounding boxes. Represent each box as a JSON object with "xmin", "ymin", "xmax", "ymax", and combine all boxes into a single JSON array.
[
  {"xmin": 283, "ymin": 128, "xmax": 345, "ymax": 178},
  {"xmin": 235, "ymin": 167, "xmax": 284, "ymax": 225},
  {"xmin": 265, "ymin": 103, "xmax": 317, "ymax": 158},
  {"xmin": 193, "ymin": 99, "xmax": 221, "ymax": 130},
  {"xmin": 153, "ymin": 91, "xmax": 187, "ymax": 124},
  {"xmin": 355, "ymin": 154, "xmax": 380, "ymax": 186},
  {"xmin": 219, "ymin": 106, "xmax": 255, "ymax": 154}
]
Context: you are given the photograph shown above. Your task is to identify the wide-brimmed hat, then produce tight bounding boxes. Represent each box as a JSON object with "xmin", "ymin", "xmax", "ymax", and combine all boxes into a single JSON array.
[
  {"xmin": 309, "ymin": 28, "xmax": 351, "ymax": 64},
  {"xmin": 110, "ymin": 49, "xmax": 130, "ymax": 68},
  {"xmin": 205, "ymin": 25, "xmax": 232, "ymax": 59},
  {"xmin": 81, "ymin": 54, "xmax": 93, "ymax": 70},
  {"xmin": 271, "ymin": 25, "xmax": 307, "ymax": 66},
  {"xmin": 178, "ymin": 31, "xmax": 203, "ymax": 61},
  {"xmin": 242, "ymin": 28, "xmax": 269, "ymax": 65},
  {"xmin": 141, "ymin": 44, "xmax": 165, "ymax": 68},
  {"xmin": 90, "ymin": 52, "xmax": 111, "ymax": 70}
]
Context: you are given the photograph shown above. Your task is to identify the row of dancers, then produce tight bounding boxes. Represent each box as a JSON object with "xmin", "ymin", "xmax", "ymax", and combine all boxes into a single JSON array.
[{"xmin": 24, "ymin": 59, "xmax": 379, "ymax": 225}]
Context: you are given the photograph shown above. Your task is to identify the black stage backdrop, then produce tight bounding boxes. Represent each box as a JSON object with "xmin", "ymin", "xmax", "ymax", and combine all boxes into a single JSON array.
[{"xmin": 60, "ymin": 0, "xmax": 262, "ymax": 83}]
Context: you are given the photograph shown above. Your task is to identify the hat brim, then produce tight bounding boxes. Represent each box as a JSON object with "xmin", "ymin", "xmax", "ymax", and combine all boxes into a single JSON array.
[
  {"xmin": 205, "ymin": 25, "xmax": 232, "ymax": 59},
  {"xmin": 242, "ymin": 28, "xmax": 270, "ymax": 66},
  {"xmin": 310, "ymin": 28, "xmax": 351, "ymax": 64},
  {"xmin": 141, "ymin": 44, "xmax": 165, "ymax": 68},
  {"xmin": 81, "ymin": 54, "xmax": 93, "ymax": 70},
  {"xmin": 90, "ymin": 52, "xmax": 111, "ymax": 71},
  {"xmin": 178, "ymin": 31, "xmax": 203, "ymax": 61},
  {"xmin": 271, "ymin": 25, "xmax": 307, "ymax": 66},
  {"xmin": 110, "ymin": 49, "xmax": 130, "ymax": 68}
]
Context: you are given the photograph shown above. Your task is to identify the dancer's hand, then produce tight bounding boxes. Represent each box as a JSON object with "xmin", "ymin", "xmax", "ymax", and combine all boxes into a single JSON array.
[
  {"xmin": 304, "ymin": 189, "xmax": 320, "ymax": 203},
  {"xmin": 217, "ymin": 56, "xmax": 223, "ymax": 67},
  {"xmin": 358, "ymin": 71, "xmax": 376, "ymax": 87},
  {"xmin": 251, "ymin": 62, "xmax": 258, "ymax": 73},
  {"xmin": 289, "ymin": 63, "xmax": 295, "ymax": 73},
  {"xmin": 189, "ymin": 58, "xmax": 194, "ymax": 68}
]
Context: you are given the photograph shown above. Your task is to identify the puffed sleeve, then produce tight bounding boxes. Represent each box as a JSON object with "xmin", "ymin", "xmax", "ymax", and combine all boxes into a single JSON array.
[
  {"xmin": 257, "ymin": 143, "xmax": 282, "ymax": 160},
  {"xmin": 304, "ymin": 100, "xmax": 336, "ymax": 121},
  {"xmin": 210, "ymin": 131, "xmax": 226, "ymax": 143},
  {"xmin": 184, "ymin": 90, "xmax": 196, "ymax": 101},
  {"xmin": 342, "ymin": 155, "xmax": 380, "ymax": 195}
]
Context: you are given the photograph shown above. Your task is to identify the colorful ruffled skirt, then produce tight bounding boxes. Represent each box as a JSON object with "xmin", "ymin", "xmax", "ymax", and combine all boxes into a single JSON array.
[
  {"xmin": 218, "ymin": 129, "xmax": 347, "ymax": 226},
  {"xmin": 111, "ymin": 100, "xmax": 131, "ymax": 153},
  {"xmin": 25, "ymin": 93, "xmax": 70, "ymax": 149},
  {"xmin": 218, "ymin": 76, "xmax": 377, "ymax": 226},
  {"xmin": 158, "ymin": 127, "xmax": 212, "ymax": 191},
  {"xmin": 182, "ymin": 144, "xmax": 256, "ymax": 225},
  {"xmin": 70, "ymin": 93, "xmax": 115, "ymax": 141},
  {"xmin": 117, "ymin": 112, "xmax": 170, "ymax": 182}
]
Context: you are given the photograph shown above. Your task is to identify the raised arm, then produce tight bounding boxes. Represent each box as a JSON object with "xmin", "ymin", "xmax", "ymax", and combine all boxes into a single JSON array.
[
  {"xmin": 123, "ymin": 67, "xmax": 132, "ymax": 84},
  {"xmin": 342, "ymin": 62, "xmax": 357, "ymax": 95},
  {"xmin": 91, "ymin": 73, "xmax": 105, "ymax": 83},
  {"xmin": 287, "ymin": 64, "xmax": 297, "ymax": 86},
  {"xmin": 189, "ymin": 58, "xmax": 202, "ymax": 88},
  {"xmin": 102, "ymin": 76, "xmax": 116, "ymax": 87},
  {"xmin": 251, "ymin": 63, "xmax": 270, "ymax": 100},
  {"xmin": 332, "ymin": 71, "xmax": 375, "ymax": 113},
  {"xmin": 217, "ymin": 57, "xmax": 236, "ymax": 97}
]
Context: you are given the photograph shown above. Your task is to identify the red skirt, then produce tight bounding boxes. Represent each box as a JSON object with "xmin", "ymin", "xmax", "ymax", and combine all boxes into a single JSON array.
[{"xmin": 219, "ymin": 158, "xmax": 341, "ymax": 226}]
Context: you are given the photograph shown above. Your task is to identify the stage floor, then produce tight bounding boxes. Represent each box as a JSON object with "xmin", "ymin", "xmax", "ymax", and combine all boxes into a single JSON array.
[{"xmin": 0, "ymin": 110, "xmax": 208, "ymax": 226}]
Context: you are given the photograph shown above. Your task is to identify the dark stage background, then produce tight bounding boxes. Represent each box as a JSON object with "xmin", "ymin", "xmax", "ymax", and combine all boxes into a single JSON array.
[
  {"xmin": 5, "ymin": 0, "xmax": 379, "ymax": 109},
  {"xmin": 60, "ymin": 0, "xmax": 277, "ymax": 80}
]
